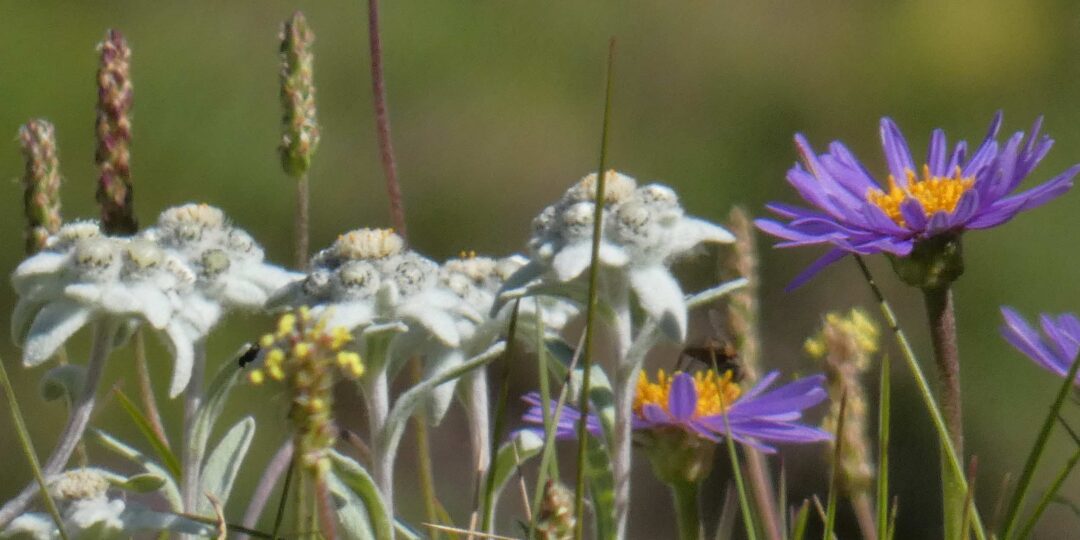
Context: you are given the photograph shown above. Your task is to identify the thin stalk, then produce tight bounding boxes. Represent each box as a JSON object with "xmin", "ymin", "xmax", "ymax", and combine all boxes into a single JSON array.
[
  {"xmin": 315, "ymin": 473, "xmax": 337, "ymax": 540},
  {"xmin": 366, "ymin": 0, "xmax": 406, "ymax": 236},
  {"xmin": 852, "ymin": 256, "xmax": 987, "ymax": 540},
  {"xmin": 824, "ymin": 393, "xmax": 847, "ymax": 540},
  {"xmin": 297, "ymin": 467, "xmax": 311, "ymax": 538},
  {"xmin": 270, "ymin": 454, "xmax": 297, "ymax": 540},
  {"xmin": 573, "ymin": 37, "xmax": 616, "ymax": 540},
  {"xmin": 1016, "ymin": 445, "xmax": 1080, "ymax": 539},
  {"xmin": 923, "ymin": 286, "xmax": 965, "ymax": 540},
  {"xmin": 961, "ymin": 457, "xmax": 978, "ymax": 540},
  {"xmin": 132, "ymin": 329, "xmax": 169, "ymax": 447},
  {"xmin": 181, "ymin": 340, "xmax": 208, "ymax": 518},
  {"xmin": 410, "ymin": 358, "xmax": 441, "ymax": 539},
  {"xmin": 535, "ymin": 299, "xmax": 558, "ymax": 479},
  {"xmin": 482, "ymin": 302, "xmax": 520, "ymax": 532},
  {"xmin": 720, "ymin": 409, "xmax": 758, "ymax": 540},
  {"xmin": 999, "ymin": 351, "xmax": 1080, "ymax": 540},
  {"xmin": 238, "ymin": 439, "xmax": 294, "ymax": 540},
  {"xmin": 0, "ymin": 355, "xmax": 68, "ymax": 540},
  {"xmin": 295, "ymin": 173, "xmax": 310, "ymax": 269},
  {"xmin": 671, "ymin": 481, "xmax": 703, "ymax": 540},
  {"xmin": 0, "ymin": 320, "xmax": 115, "ymax": 528},
  {"xmin": 876, "ymin": 354, "xmax": 891, "ymax": 540},
  {"xmin": 744, "ymin": 440, "xmax": 781, "ymax": 540}
]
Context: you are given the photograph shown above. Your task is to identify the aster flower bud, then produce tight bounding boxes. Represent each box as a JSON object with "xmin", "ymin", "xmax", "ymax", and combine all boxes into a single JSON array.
[
  {"xmin": 95, "ymin": 29, "xmax": 137, "ymax": 235},
  {"xmin": 279, "ymin": 11, "xmax": 320, "ymax": 177},
  {"xmin": 18, "ymin": 119, "xmax": 64, "ymax": 254},
  {"xmin": 804, "ymin": 308, "xmax": 880, "ymax": 496}
]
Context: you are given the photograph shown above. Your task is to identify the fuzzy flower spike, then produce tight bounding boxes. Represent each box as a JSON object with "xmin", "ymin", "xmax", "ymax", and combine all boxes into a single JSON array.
[
  {"xmin": 1000, "ymin": 307, "xmax": 1080, "ymax": 386},
  {"xmin": 522, "ymin": 369, "xmax": 831, "ymax": 453},
  {"xmin": 756, "ymin": 113, "xmax": 1080, "ymax": 288}
]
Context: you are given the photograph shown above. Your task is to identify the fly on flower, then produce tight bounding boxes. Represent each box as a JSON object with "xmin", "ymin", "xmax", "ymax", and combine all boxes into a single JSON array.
[
  {"xmin": 675, "ymin": 310, "xmax": 742, "ymax": 382},
  {"xmin": 756, "ymin": 113, "xmax": 1080, "ymax": 289}
]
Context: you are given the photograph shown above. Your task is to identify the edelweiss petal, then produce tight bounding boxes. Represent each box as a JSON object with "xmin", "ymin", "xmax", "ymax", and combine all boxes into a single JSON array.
[
  {"xmin": 23, "ymin": 301, "xmax": 93, "ymax": 367},
  {"xmin": 628, "ymin": 265, "xmax": 687, "ymax": 341}
]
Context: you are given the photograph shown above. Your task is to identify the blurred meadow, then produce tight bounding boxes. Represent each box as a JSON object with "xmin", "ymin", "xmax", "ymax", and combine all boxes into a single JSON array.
[{"xmin": 1, "ymin": 1, "xmax": 1079, "ymax": 537}]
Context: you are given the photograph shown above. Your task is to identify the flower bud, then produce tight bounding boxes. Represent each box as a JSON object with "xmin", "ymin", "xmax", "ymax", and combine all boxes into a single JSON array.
[
  {"xmin": 279, "ymin": 11, "xmax": 320, "ymax": 177},
  {"xmin": 18, "ymin": 119, "xmax": 63, "ymax": 254}
]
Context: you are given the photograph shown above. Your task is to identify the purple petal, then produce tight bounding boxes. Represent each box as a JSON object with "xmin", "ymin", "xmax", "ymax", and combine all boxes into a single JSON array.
[
  {"xmin": 927, "ymin": 129, "xmax": 948, "ymax": 176},
  {"xmin": 880, "ymin": 118, "xmax": 916, "ymax": 184},
  {"xmin": 899, "ymin": 198, "xmax": 928, "ymax": 231},
  {"xmin": 668, "ymin": 373, "xmax": 698, "ymax": 422},
  {"xmin": 784, "ymin": 248, "xmax": 848, "ymax": 291}
]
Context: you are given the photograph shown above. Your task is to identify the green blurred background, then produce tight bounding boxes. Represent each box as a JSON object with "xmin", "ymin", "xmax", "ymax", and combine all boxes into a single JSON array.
[{"xmin": 1, "ymin": 1, "xmax": 1079, "ymax": 538}]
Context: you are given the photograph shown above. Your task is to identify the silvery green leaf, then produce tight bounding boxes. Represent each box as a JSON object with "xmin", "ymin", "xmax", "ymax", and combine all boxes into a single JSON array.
[
  {"xmin": 120, "ymin": 506, "xmax": 216, "ymax": 536},
  {"xmin": 685, "ymin": 278, "xmax": 748, "ymax": 309},
  {"xmin": 670, "ymin": 216, "xmax": 736, "ymax": 253},
  {"xmin": 197, "ymin": 416, "xmax": 255, "ymax": 516},
  {"xmin": 489, "ymin": 430, "xmax": 543, "ymax": 505},
  {"xmin": 422, "ymin": 348, "xmax": 465, "ymax": 426},
  {"xmin": 629, "ymin": 265, "xmax": 687, "ymax": 342},
  {"xmin": 11, "ymin": 298, "xmax": 44, "ymax": 345},
  {"xmin": 326, "ymin": 469, "xmax": 376, "ymax": 540},
  {"xmin": 91, "ymin": 430, "xmax": 181, "ymax": 511},
  {"xmin": 396, "ymin": 301, "xmax": 460, "ymax": 347},
  {"xmin": 11, "ymin": 251, "xmax": 68, "ymax": 294},
  {"xmin": 39, "ymin": 364, "xmax": 85, "ymax": 404},
  {"xmin": 191, "ymin": 358, "xmax": 242, "ymax": 468},
  {"xmin": 23, "ymin": 301, "xmax": 93, "ymax": 367},
  {"xmin": 218, "ymin": 275, "xmax": 269, "ymax": 308},
  {"xmin": 107, "ymin": 473, "xmax": 166, "ymax": 493},
  {"xmin": 329, "ymin": 451, "xmax": 393, "ymax": 540}
]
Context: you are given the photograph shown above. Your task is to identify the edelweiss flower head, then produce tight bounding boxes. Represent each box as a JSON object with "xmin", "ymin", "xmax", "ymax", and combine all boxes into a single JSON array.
[
  {"xmin": 756, "ymin": 113, "xmax": 1080, "ymax": 288},
  {"xmin": 522, "ymin": 369, "xmax": 830, "ymax": 453},
  {"xmin": 1000, "ymin": 307, "xmax": 1080, "ymax": 386},
  {"xmin": 12, "ymin": 232, "xmax": 189, "ymax": 368},
  {"xmin": 310, "ymin": 227, "xmax": 404, "ymax": 270}
]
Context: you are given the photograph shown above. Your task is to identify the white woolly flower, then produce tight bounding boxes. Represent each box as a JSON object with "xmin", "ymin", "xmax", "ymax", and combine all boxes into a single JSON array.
[
  {"xmin": 2, "ymin": 469, "xmax": 124, "ymax": 540},
  {"xmin": 500, "ymin": 172, "xmax": 734, "ymax": 341},
  {"xmin": 11, "ymin": 225, "xmax": 191, "ymax": 369},
  {"xmin": 144, "ymin": 204, "xmax": 300, "ymax": 396}
]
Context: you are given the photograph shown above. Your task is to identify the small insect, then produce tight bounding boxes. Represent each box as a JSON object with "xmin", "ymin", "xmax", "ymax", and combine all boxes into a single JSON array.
[
  {"xmin": 237, "ymin": 342, "xmax": 261, "ymax": 368},
  {"xmin": 675, "ymin": 309, "xmax": 744, "ymax": 381}
]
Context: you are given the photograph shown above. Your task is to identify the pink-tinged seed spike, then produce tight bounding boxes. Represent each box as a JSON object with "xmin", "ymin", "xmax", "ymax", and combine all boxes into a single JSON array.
[
  {"xmin": 279, "ymin": 11, "xmax": 320, "ymax": 178},
  {"xmin": 95, "ymin": 28, "xmax": 137, "ymax": 235},
  {"xmin": 18, "ymin": 119, "xmax": 64, "ymax": 254}
]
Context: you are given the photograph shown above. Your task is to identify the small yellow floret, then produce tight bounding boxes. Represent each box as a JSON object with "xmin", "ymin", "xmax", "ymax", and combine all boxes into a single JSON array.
[
  {"xmin": 293, "ymin": 342, "xmax": 312, "ymax": 359},
  {"xmin": 248, "ymin": 370, "xmax": 265, "ymax": 385},
  {"xmin": 866, "ymin": 165, "xmax": 974, "ymax": 228},
  {"xmin": 259, "ymin": 334, "xmax": 275, "ymax": 348},
  {"xmin": 276, "ymin": 314, "xmax": 297, "ymax": 337},
  {"xmin": 633, "ymin": 369, "xmax": 742, "ymax": 419},
  {"xmin": 266, "ymin": 348, "xmax": 285, "ymax": 367},
  {"xmin": 330, "ymin": 326, "xmax": 353, "ymax": 349},
  {"xmin": 268, "ymin": 364, "xmax": 286, "ymax": 381}
]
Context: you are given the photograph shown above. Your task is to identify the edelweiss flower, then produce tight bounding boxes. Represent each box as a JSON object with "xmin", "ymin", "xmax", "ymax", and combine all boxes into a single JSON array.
[
  {"xmin": 522, "ymin": 369, "xmax": 830, "ymax": 453},
  {"xmin": 144, "ymin": 204, "xmax": 298, "ymax": 395},
  {"xmin": 1000, "ymin": 307, "xmax": 1080, "ymax": 386},
  {"xmin": 756, "ymin": 114, "xmax": 1080, "ymax": 287},
  {"xmin": 1, "ymin": 469, "xmax": 212, "ymax": 540},
  {"xmin": 502, "ymin": 171, "xmax": 733, "ymax": 341},
  {"xmin": 11, "ymin": 222, "xmax": 191, "ymax": 369},
  {"xmin": 271, "ymin": 228, "xmax": 474, "ymax": 345}
]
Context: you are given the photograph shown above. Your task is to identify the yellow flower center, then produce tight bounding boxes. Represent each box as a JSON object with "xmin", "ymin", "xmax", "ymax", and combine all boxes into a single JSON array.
[
  {"xmin": 633, "ymin": 369, "xmax": 742, "ymax": 419},
  {"xmin": 866, "ymin": 165, "xmax": 974, "ymax": 227}
]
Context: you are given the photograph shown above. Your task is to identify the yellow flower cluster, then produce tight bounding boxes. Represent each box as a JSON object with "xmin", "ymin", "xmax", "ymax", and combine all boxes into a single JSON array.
[
  {"xmin": 633, "ymin": 369, "xmax": 742, "ymax": 419},
  {"xmin": 866, "ymin": 165, "xmax": 975, "ymax": 228},
  {"xmin": 247, "ymin": 307, "xmax": 364, "ymax": 474}
]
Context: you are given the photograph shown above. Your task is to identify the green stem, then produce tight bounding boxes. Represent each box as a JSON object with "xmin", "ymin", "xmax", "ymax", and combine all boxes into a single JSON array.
[
  {"xmin": 876, "ymin": 354, "xmax": 891, "ymax": 540},
  {"xmin": 721, "ymin": 411, "xmax": 758, "ymax": 540},
  {"xmin": 270, "ymin": 452, "xmax": 296, "ymax": 540},
  {"xmin": 409, "ymin": 358, "xmax": 440, "ymax": 539},
  {"xmin": 1016, "ymin": 445, "xmax": 1080, "ymax": 539},
  {"xmin": 852, "ymin": 256, "xmax": 987, "ymax": 540},
  {"xmin": 671, "ymin": 480, "xmax": 703, "ymax": 540},
  {"xmin": 181, "ymin": 340, "xmax": 208, "ymax": 524},
  {"xmin": 294, "ymin": 173, "xmax": 310, "ymax": 269},
  {"xmin": 922, "ymin": 286, "xmax": 965, "ymax": 540},
  {"xmin": 0, "ymin": 356, "xmax": 68, "ymax": 540},
  {"xmin": 1000, "ymin": 352, "xmax": 1080, "ymax": 540}
]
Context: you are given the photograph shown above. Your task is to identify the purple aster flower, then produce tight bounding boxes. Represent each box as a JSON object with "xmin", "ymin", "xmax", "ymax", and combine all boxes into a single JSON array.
[
  {"xmin": 1000, "ymin": 307, "xmax": 1080, "ymax": 386},
  {"xmin": 756, "ymin": 113, "xmax": 1080, "ymax": 288},
  {"xmin": 520, "ymin": 370, "xmax": 830, "ymax": 453}
]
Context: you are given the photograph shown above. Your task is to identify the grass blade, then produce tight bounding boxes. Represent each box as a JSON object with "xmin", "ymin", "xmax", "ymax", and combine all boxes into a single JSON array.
[
  {"xmin": 114, "ymin": 387, "xmax": 181, "ymax": 478},
  {"xmin": 999, "ymin": 352, "xmax": 1080, "ymax": 540},
  {"xmin": 876, "ymin": 354, "xmax": 891, "ymax": 540},
  {"xmin": 573, "ymin": 37, "xmax": 617, "ymax": 540},
  {"xmin": 790, "ymin": 500, "xmax": 810, "ymax": 540},
  {"xmin": 0, "ymin": 356, "xmax": 69, "ymax": 540},
  {"xmin": 1015, "ymin": 445, "xmax": 1080, "ymax": 539},
  {"xmin": 482, "ymin": 301, "xmax": 521, "ymax": 531},
  {"xmin": 535, "ymin": 299, "xmax": 558, "ymax": 479},
  {"xmin": 720, "ymin": 408, "xmax": 758, "ymax": 540}
]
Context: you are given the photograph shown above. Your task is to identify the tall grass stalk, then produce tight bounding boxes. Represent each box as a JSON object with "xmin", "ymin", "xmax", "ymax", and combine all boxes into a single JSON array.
[{"xmin": 876, "ymin": 354, "xmax": 891, "ymax": 540}]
